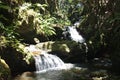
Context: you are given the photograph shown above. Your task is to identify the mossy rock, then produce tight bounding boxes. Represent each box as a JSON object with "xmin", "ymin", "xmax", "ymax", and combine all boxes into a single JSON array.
[
  {"xmin": 36, "ymin": 40, "xmax": 87, "ymax": 63},
  {"xmin": 0, "ymin": 46, "xmax": 36, "ymax": 76},
  {"xmin": 0, "ymin": 59, "xmax": 11, "ymax": 80}
]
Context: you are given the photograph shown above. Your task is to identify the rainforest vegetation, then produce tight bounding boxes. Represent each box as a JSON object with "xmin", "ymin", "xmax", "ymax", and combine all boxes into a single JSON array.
[{"xmin": 0, "ymin": 0, "xmax": 120, "ymax": 80}]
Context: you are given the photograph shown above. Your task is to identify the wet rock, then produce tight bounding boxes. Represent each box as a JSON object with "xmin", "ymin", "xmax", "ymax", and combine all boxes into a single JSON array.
[
  {"xmin": 14, "ymin": 72, "xmax": 35, "ymax": 80},
  {"xmin": 35, "ymin": 41, "xmax": 87, "ymax": 63},
  {"xmin": 92, "ymin": 58, "xmax": 112, "ymax": 69},
  {"xmin": 0, "ymin": 59, "xmax": 11, "ymax": 80},
  {"xmin": 0, "ymin": 47, "xmax": 35, "ymax": 76}
]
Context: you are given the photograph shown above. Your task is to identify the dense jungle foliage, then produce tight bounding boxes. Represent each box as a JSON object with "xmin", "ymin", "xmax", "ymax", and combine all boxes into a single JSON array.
[{"xmin": 0, "ymin": 0, "xmax": 120, "ymax": 79}]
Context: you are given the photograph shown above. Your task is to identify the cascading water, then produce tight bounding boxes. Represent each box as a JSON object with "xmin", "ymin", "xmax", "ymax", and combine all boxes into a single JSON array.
[
  {"xmin": 63, "ymin": 25, "xmax": 88, "ymax": 50},
  {"xmin": 63, "ymin": 23, "xmax": 88, "ymax": 62},
  {"xmin": 64, "ymin": 26, "xmax": 85, "ymax": 43},
  {"xmin": 34, "ymin": 51, "xmax": 66, "ymax": 73},
  {"xmin": 25, "ymin": 45, "xmax": 66, "ymax": 73},
  {"xmin": 23, "ymin": 27, "xmax": 89, "ymax": 80}
]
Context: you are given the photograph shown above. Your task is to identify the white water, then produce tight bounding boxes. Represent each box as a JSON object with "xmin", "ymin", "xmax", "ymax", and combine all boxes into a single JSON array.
[
  {"xmin": 68, "ymin": 26, "xmax": 85, "ymax": 43},
  {"xmin": 63, "ymin": 25, "xmax": 89, "ymax": 62},
  {"xmin": 64, "ymin": 26, "xmax": 88, "ymax": 52},
  {"xmin": 25, "ymin": 23, "xmax": 89, "ymax": 73},
  {"xmin": 34, "ymin": 51, "xmax": 66, "ymax": 73},
  {"xmin": 25, "ymin": 45, "xmax": 88, "ymax": 80}
]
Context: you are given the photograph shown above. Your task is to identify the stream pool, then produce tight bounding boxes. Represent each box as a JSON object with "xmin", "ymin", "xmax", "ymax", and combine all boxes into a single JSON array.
[{"xmin": 14, "ymin": 63, "xmax": 110, "ymax": 80}]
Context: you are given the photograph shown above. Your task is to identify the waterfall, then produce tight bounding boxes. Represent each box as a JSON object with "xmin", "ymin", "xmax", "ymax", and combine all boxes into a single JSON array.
[
  {"xmin": 63, "ymin": 25, "xmax": 88, "ymax": 49},
  {"xmin": 25, "ymin": 45, "xmax": 66, "ymax": 73},
  {"xmin": 67, "ymin": 26, "xmax": 85, "ymax": 43},
  {"xmin": 63, "ymin": 24, "xmax": 88, "ymax": 62},
  {"xmin": 34, "ymin": 51, "xmax": 66, "ymax": 73}
]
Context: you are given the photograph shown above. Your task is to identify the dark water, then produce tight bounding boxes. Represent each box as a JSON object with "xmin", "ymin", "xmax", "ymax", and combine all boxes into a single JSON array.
[
  {"xmin": 35, "ymin": 67, "xmax": 87, "ymax": 80},
  {"xmin": 14, "ymin": 64, "xmax": 89, "ymax": 80},
  {"xmin": 23, "ymin": 45, "xmax": 89, "ymax": 80},
  {"xmin": 17, "ymin": 66, "xmax": 88, "ymax": 80}
]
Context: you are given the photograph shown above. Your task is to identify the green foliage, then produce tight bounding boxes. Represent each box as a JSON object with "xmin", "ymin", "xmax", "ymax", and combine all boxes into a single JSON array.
[
  {"xmin": 0, "ymin": 2, "xmax": 23, "ymax": 53},
  {"xmin": 77, "ymin": 0, "xmax": 120, "ymax": 59},
  {"xmin": 0, "ymin": 22, "xmax": 19, "ymax": 46},
  {"xmin": 0, "ymin": 0, "xmax": 71, "ymax": 53},
  {"xmin": 57, "ymin": 0, "xmax": 84, "ymax": 23},
  {"xmin": 15, "ymin": 2, "xmax": 56, "ymax": 36},
  {"xmin": 38, "ymin": 16, "xmax": 56, "ymax": 36},
  {"xmin": 0, "ymin": 36, "xmax": 7, "ymax": 49},
  {"xmin": 0, "ymin": 2, "xmax": 11, "ymax": 10},
  {"xmin": 0, "ymin": 1, "xmax": 11, "ymax": 24}
]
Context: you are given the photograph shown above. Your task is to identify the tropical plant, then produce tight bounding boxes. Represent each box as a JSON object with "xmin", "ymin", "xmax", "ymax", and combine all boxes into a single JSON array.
[{"xmin": 15, "ymin": 2, "xmax": 56, "ymax": 36}]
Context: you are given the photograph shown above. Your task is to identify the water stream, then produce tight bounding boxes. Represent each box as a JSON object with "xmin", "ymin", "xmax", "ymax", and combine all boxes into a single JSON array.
[
  {"xmin": 64, "ymin": 26, "xmax": 85, "ymax": 43},
  {"xmin": 33, "ymin": 52, "xmax": 87, "ymax": 80},
  {"xmin": 63, "ymin": 24, "xmax": 88, "ymax": 62},
  {"xmin": 32, "ymin": 50, "xmax": 88, "ymax": 80},
  {"xmin": 34, "ymin": 51, "xmax": 66, "ymax": 73},
  {"xmin": 22, "ymin": 22, "xmax": 89, "ymax": 80}
]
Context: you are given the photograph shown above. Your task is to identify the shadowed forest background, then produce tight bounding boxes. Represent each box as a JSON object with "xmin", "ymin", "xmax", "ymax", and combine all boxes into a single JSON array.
[{"xmin": 0, "ymin": 0, "xmax": 120, "ymax": 80}]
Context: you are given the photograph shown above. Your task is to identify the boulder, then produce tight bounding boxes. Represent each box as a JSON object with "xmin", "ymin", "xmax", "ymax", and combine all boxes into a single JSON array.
[
  {"xmin": 0, "ymin": 59, "xmax": 11, "ymax": 80},
  {"xmin": 0, "ymin": 46, "xmax": 35, "ymax": 76},
  {"xmin": 35, "ymin": 40, "xmax": 87, "ymax": 63},
  {"xmin": 0, "ymin": 40, "xmax": 87, "ymax": 76}
]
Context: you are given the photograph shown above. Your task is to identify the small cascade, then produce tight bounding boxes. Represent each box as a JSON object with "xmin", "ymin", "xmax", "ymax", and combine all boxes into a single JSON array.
[
  {"xmin": 34, "ymin": 51, "xmax": 66, "ymax": 73},
  {"xmin": 63, "ymin": 25, "xmax": 88, "ymax": 50},
  {"xmin": 63, "ymin": 23, "xmax": 89, "ymax": 62},
  {"xmin": 68, "ymin": 26, "xmax": 85, "ymax": 43}
]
